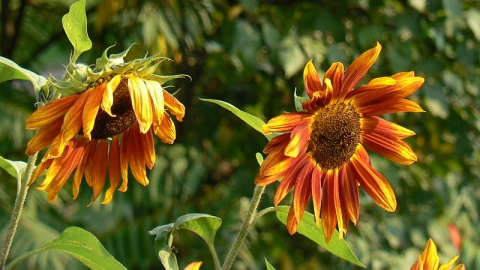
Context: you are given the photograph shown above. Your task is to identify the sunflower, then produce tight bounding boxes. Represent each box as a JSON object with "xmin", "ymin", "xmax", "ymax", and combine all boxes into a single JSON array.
[
  {"xmin": 25, "ymin": 46, "xmax": 185, "ymax": 205},
  {"xmin": 255, "ymin": 43, "xmax": 424, "ymax": 241},
  {"xmin": 411, "ymin": 239, "xmax": 465, "ymax": 270}
]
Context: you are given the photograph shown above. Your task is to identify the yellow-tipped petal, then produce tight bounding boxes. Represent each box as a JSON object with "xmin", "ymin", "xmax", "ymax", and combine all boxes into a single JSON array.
[{"xmin": 101, "ymin": 75, "xmax": 122, "ymax": 117}]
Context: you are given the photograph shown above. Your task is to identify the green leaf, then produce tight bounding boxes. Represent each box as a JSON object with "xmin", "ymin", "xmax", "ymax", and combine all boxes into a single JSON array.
[
  {"xmin": 173, "ymin": 213, "xmax": 222, "ymax": 246},
  {"xmin": 148, "ymin": 223, "xmax": 175, "ymax": 242},
  {"xmin": 275, "ymin": 206, "xmax": 365, "ymax": 267},
  {"xmin": 0, "ymin": 57, "xmax": 47, "ymax": 90},
  {"xmin": 62, "ymin": 0, "xmax": 92, "ymax": 62},
  {"xmin": 255, "ymin": 152, "xmax": 264, "ymax": 166},
  {"xmin": 466, "ymin": 9, "xmax": 480, "ymax": 41},
  {"xmin": 265, "ymin": 258, "xmax": 277, "ymax": 270},
  {"xmin": 7, "ymin": 227, "xmax": 126, "ymax": 270},
  {"xmin": 158, "ymin": 245, "xmax": 179, "ymax": 270},
  {"xmin": 200, "ymin": 98, "xmax": 275, "ymax": 140},
  {"xmin": 0, "ymin": 156, "xmax": 28, "ymax": 180}
]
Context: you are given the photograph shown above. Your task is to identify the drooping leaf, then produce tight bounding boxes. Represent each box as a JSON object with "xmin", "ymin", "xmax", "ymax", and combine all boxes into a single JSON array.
[
  {"xmin": 0, "ymin": 156, "xmax": 28, "ymax": 180},
  {"xmin": 62, "ymin": 0, "xmax": 92, "ymax": 62},
  {"xmin": 0, "ymin": 57, "xmax": 47, "ymax": 91},
  {"xmin": 265, "ymin": 258, "xmax": 277, "ymax": 270},
  {"xmin": 173, "ymin": 213, "xmax": 222, "ymax": 246},
  {"xmin": 7, "ymin": 227, "xmax": 126, "ymax": 270},
  {"xmin": 148, "ymin": 223, "xmax": 175, "ymax": 242},
  {"xmin": 275, "ymin": 206, "xmax": 365, "ymax": 267},
  {"xmin": 200, "ymin": 98, "xmax": 275, "ymax": 140}
]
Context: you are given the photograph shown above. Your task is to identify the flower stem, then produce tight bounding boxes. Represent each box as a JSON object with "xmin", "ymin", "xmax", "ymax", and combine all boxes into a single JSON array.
[
  {"xmin": 221, "ymin": 185, "xmax": 265, "ymax": 270},
  {"xmin": 0, "ymin": 153, "xmax": 38, "ymax": 269}
]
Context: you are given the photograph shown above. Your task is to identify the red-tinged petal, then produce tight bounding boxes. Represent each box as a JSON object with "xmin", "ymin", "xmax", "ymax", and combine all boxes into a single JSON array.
[
  {"xmin": 163, "ymin": 90, "xmax": 185, "ymax": 121},
  {"xmin": 284, "ymin": 122, "xmax": 310, "ymax": 157},
  {"xmin": 324, "ymin": 62, "xmax": 345, "ymax": 100},
  {"xmin": 61, "ymin": 91, "xmax": 90, "ymax": 143},
  {"xmin": 102, "ymin": 136, "xmax": 121, "ymax": 204},
  {"xmin": 287, "ymin": 204, "xmax": 300, "ymax": 235},
  {"xmin": 72, "ymin": 139, "xmax": 96, "ymax": 199},
  {"xmin": 262, "ymin": 112, "xmax": 312, "ymax": 134},
  {"xmin": 83, "ymin": 82, "xmax": 107, "ymax": 140},
  {"xmin": 292, "ymin": 160, "xmax": 314, "ymax": 222},
  {"xmin": 128, "ymin": 123, "xmax": 149, "ymax": 186},
  {"xmin": 28, "ymin": 158, "xmax": 53, "ymax": 185},
  {"xmin": 26, "ymin": 95, "xmax": 78, "ymax": 130},
  {"xmin": 140, "ymin": 128, "xmax": 155, "ymax": 169},
  {"xmin": 273, "ymin": 155, "xmax": 308, "ymax": 205},
  {"xmin": 119, "ymin": 128, "xmax": 130, "ymax": 192},
  {"xmin": 263, "ymin": 133, "xmax": 290, "ymax": 154},
  {"xmin": 153, "ymin": 112, "xmax": 176, "ymax": 144},
  {"xmin": 302, "ymin": 79, "xmax": 333, "ymax": 111},
  {"xmin": 362, "ymin": 132, "xmax": 417, "ymax": 165},
  {"xmin": 322, "ymin": 171, "xmax": 338, "ymax": 243},
  {"xmin": 362, "ymin": 116, "xmax": 416, "ymax": 140},
  {"xmin": 342, "ymin": 163, "xmax": 360, "ymax": 224},
  {"xmin": 359, "ymin": 99, "xmax": 424, "ymax": 117},
  {"xmin": 303, "ymin": 60, "xmax": 323, "ymax": 98},
  {"xmin": 332, "ymin": 168, "xmax": 348, "ymax": 238},
  {"xmin": 26, "ymin": 118, "xmax": 63, "ymax": 156},
  {"xmin": 256, "ymin": 146, "xmax": 291, "ymax": 186},
  {"xmin": 129, "ymin": 75, "xmax": 153, "ymax": 133},
  {"xmin": 145, "ymin": 80, "xmax": 165, "ymax": 123},
  {"xmin": 37, "ymin": 140, "xmax": 76, "ymax": 191},
  {"xmin": 355, "ymin": 144, "xmax": 371, "ymax": 166},
  {"xmin": 311, "ymin": 166, "xmax": 325, "ymax": 227},
  {"xmin": 351, "ymin": 149, "xmax": 397, "ymax": 212},
  {"xmin": 101, "ymin": 75, "xmax": 122, "ymax": 117},
  {"xmin": 410, "ymin": 258, "xmax": 423, "ymax": 270},
  {"xmin": 350, "ymin": 77, "xmax": 424, "ymax": 107},
  {"xmin": 340, "ymin": 43, "xmax": 382, "ymax": 98},
  {"xmin": 47, "ymin": 139, "xmax": 86, "ymax": 202},
  {"xmin": 85, "ymin": 140, "xmax": 108, "ymax": 205}
]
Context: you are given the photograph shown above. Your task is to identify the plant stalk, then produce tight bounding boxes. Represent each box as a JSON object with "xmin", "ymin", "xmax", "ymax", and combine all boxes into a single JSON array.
[
  {"xmin": 0, "ymin": 153, "xmax": 38, "ymax": 269},
  {"xmin": 221, "ymin": 185, "xmax": 265, "ymax": 270}
]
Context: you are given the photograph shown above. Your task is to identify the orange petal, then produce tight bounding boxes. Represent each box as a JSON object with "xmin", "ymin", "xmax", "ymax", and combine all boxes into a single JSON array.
[
  {"xmin": 26, "ymin": 95, "xmax": 79, "ymax": 130},
  {"xmin": 292, "ymin": 161, "xmax": 314, "ymax": 222},
  {"xmin": 119, "ymin": 128, "xmax": 130, "ymax": 192},
  {"xmin": 439, "ymin": 256, "xmax": 460, "ymax": 270},
  {"xmin": 263, "ymin": 133, "xmax": 290, "ymax": 154},
  {"xmin": 324, "ymin": 62, "xmax": 345, "ymax": 100},
  {"xmin": 262, "ymin": 112, "xmax": 311, "ymax": 134},
  {"xmin": 83, "ymin": 82, "xmax": 107, "ymax": 140},
  {"xmin": 102, "ymin": 136, "xmax": 121, "ymax": 204},
  {"xmin": 351, "ymin": 148, "xmax": 397, "ymax": 212},
  {"xmin": 42, "ymin": 134, "xmax": 65, "ymax": 161},
  {"xmin": 255, "ymin": 142, "xmax": 292, "ymax": 186},
  {"xmin": 26, "ymin": 118, "xmax": 63, "ymax": 156},
  {"xmin": 303, "ymin": 60, "xmax": 323, "ymax": 98},
  {"xmin": 37, "ymin": 140, "xmax": 76, "ymax": 191},
  {"xmin": 273, "ymin": 155, "xmax": 308, "ymax": 205},
  {"xmin": 362, "ymin": 116, "xmax": 416, "ymax": 140},
  {"xmin": 61, "ymin": 91, "xmax": 90, "ymax": 144},
  {"xmin": 311, "ymin": 167, "xmax": 325, "ymax": 227},
  {"xmin": 286, "ymin": 204, "xmax": 300, "ymax": 235},
  {"xmin": 28, "ymin": 158, "xmax": 54, "ymax": 186},
  {"xmin": 418, "ymin": 239, "xmax": 439, "ymax": 270},
  {"xmin": 85, "ymin": 140, "xmax": 108, "ymax": 205},
  {"xmin": 340, "ymin": 42, "xmax": 381, "ymax": 98},
  {"xmin": 73, "ymin": 139, "xmax": 96, "ymax": 199},
  {"xmin": 359, "ymin": 99, "xmax": 424, "ymax": 117},
  {"xmin": 128, "ymin": 75, "xmax": 153, "ymax": 133},
  {"xmin": 153, "ymin": 112, "xmax": 176, "ymax": 144},
  {"xmin": 184, "ymin": 261, "xmax": 203, "ymax": 270},
  {"xmin": 139, "ymin": 129, "xmax": 155, "ymax": 170},
  {"xmin": 362, "ymin": 132, "xmax": 417, "ymax": 165},
  {"xmin": 101, "ymin": 75, "xmax": 122, "ymax": 117},
  {"xmin": 342, "ymin": 163, "xmax": 360, "ymax": 224},
  {"xmin": 284, "ymin": 122, "xmax": 310, "ymax": 157},
  {"xmin": 321, "ymin": 171, "xmax": 338, "ymax": 243},
  {"xmin": 163, "ymin": 89, "xmax": 185, "ymax": 121},
  {"xmin": 128, "ymin": 123, "xmax": 149, "ymax": 186},
  {"xmin": 332, "ymin": 168, "xmax": 348, "ymax": 238},
  {"xmin": 145, "ymin": 80, "xmax": 165, "ymax": 123}
]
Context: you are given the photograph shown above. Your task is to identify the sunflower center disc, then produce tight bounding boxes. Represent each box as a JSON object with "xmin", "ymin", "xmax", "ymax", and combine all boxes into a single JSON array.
[
  {"xmin": 308, "ymin": 102, "xmax": 361, "ymax": 170},
  {"xmin": 91, "ymin": 77, "xmax": 137, "ymax": 139}
]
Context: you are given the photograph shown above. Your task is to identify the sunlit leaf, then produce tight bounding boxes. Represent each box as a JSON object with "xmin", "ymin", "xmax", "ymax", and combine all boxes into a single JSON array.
[
  {"xmin": 173, "ymin": 213, "xmax": 222, "ymax": 246},
  {"xmin": 62, "ymin": 0, "xmax": 92, "ymax": 62},
  {"xmin": 0, "ymin": 57, "xmax": 47, "ymax": 91},
  {"xmin": 265, "ymin": 258, "xmax": 277, "ymax": 270},
  {"xmin": 7, "ymin": 227, "xmax": 126, "ymax": 270},
  {"xmin": 276, "ymin": 206, "xmax": 365, "ymax": 267},
  {"xmin": 0, "ymin": 156, "xmax": 28, "ymax": 180}
]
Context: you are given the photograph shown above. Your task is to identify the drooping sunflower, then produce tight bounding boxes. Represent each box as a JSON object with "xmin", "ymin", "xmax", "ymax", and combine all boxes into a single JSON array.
[
  {"xmin": 26, "ymin": 46, "xmax": 186, "ymax": 204},
  {"xmin": 255, "ymin": 43, "xmax": 424, "ymax": 241},
  {"xmin": 411, "ymin": 239, "xmax": 465, "ymax": 270}
]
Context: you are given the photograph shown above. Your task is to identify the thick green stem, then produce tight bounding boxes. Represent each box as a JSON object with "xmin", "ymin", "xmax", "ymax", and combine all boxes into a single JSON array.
[
  {"xmin": 221, "ymin": 185, "xmax": 265, "ymax": 270},
  {"xmin": 0, "ymin": 153, "xmax": 38, "ymax": 269}
]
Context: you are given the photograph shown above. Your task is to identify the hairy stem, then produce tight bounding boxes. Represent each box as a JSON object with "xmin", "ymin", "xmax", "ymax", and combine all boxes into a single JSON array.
[
  {"xmin": 0, "ymin": 153, "xmax": 38, "ymax": 269},
  {"xmin": 221, "ymin": 185, "xmax": 265, "ymax": 270}
]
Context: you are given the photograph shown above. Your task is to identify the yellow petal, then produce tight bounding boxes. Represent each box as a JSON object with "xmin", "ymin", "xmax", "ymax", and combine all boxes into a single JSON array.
[
  {"xmin": 128, "ymin": 75, "xmax": 153, "ymax": 133},
  {"xmin": 101, "ymin": 75, "xmax": 122, "ymax": 117},
  {"xmin": 83, "ymin": 82, "xmax": 107, "ymax": 140}
]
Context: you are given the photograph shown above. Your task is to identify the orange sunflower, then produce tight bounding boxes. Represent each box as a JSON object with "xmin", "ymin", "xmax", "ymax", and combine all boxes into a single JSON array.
[
  {"xmin": 26, "ymin": 46, "xmax": 185, "ymax": 204},
  {"xmin": 255, "ymin": 43, "xmax": 424, "ymax": 241},
  {"xmin": 411, "ymin": 239, "xmax": 465, "ymax": 270}
]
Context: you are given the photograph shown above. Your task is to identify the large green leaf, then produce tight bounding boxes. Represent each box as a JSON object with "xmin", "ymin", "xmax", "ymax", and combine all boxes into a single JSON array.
[
  {"xmin": 200, "ymin": 98, "xmax": 275, "ymax": 140},
  {"xmin": 62, "ymin": 0, "xmax": 92, "ymax": 62},
  {"xmin": 6, "ymin": 227, "xmax": 126, "ymax": 270},
  {"xmin": 174, "ymin": 213, "xmax": 222, "ymax": 246},
  {"xmin": 275, "ymin": 206, "xmax": 365, "ymax": 267},
  {"xmin": 0, "ymin": 57, "xmax": 47, "ymax": 90},
  {"xmin": 0, "ymin": 156, "xmax": 27, "ymax": 180}
]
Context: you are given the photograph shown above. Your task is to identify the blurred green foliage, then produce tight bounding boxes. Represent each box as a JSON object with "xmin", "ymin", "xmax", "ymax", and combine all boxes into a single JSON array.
[{"xmin": 1, "ymin": 0, "xmax": 479, "ymax": 269}]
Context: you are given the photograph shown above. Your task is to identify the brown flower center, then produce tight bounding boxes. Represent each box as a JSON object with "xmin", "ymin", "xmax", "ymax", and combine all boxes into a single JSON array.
[
  {"xmin": 308, "ymin": 102, "xmax": 361, "ymax": 170},
  {"xmin": 90, "ymin": 77, "xmax": 137, "ymax": 139}
]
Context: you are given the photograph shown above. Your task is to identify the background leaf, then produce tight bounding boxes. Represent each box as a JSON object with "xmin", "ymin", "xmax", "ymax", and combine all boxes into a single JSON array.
[
  {"xmin": 0, "ymin": 57, "xmax": 46, "ymax": 90},
  {"xmin": 0, "ymin": 156, "xmax": 27, "ymax": 180},
  {"xmin": 173, "ymin": 213, "xmax": 222, "ymax": 246},
  {"xmin": 276, "ymin": 206, "xmax": 365, "ymax": 267}
]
